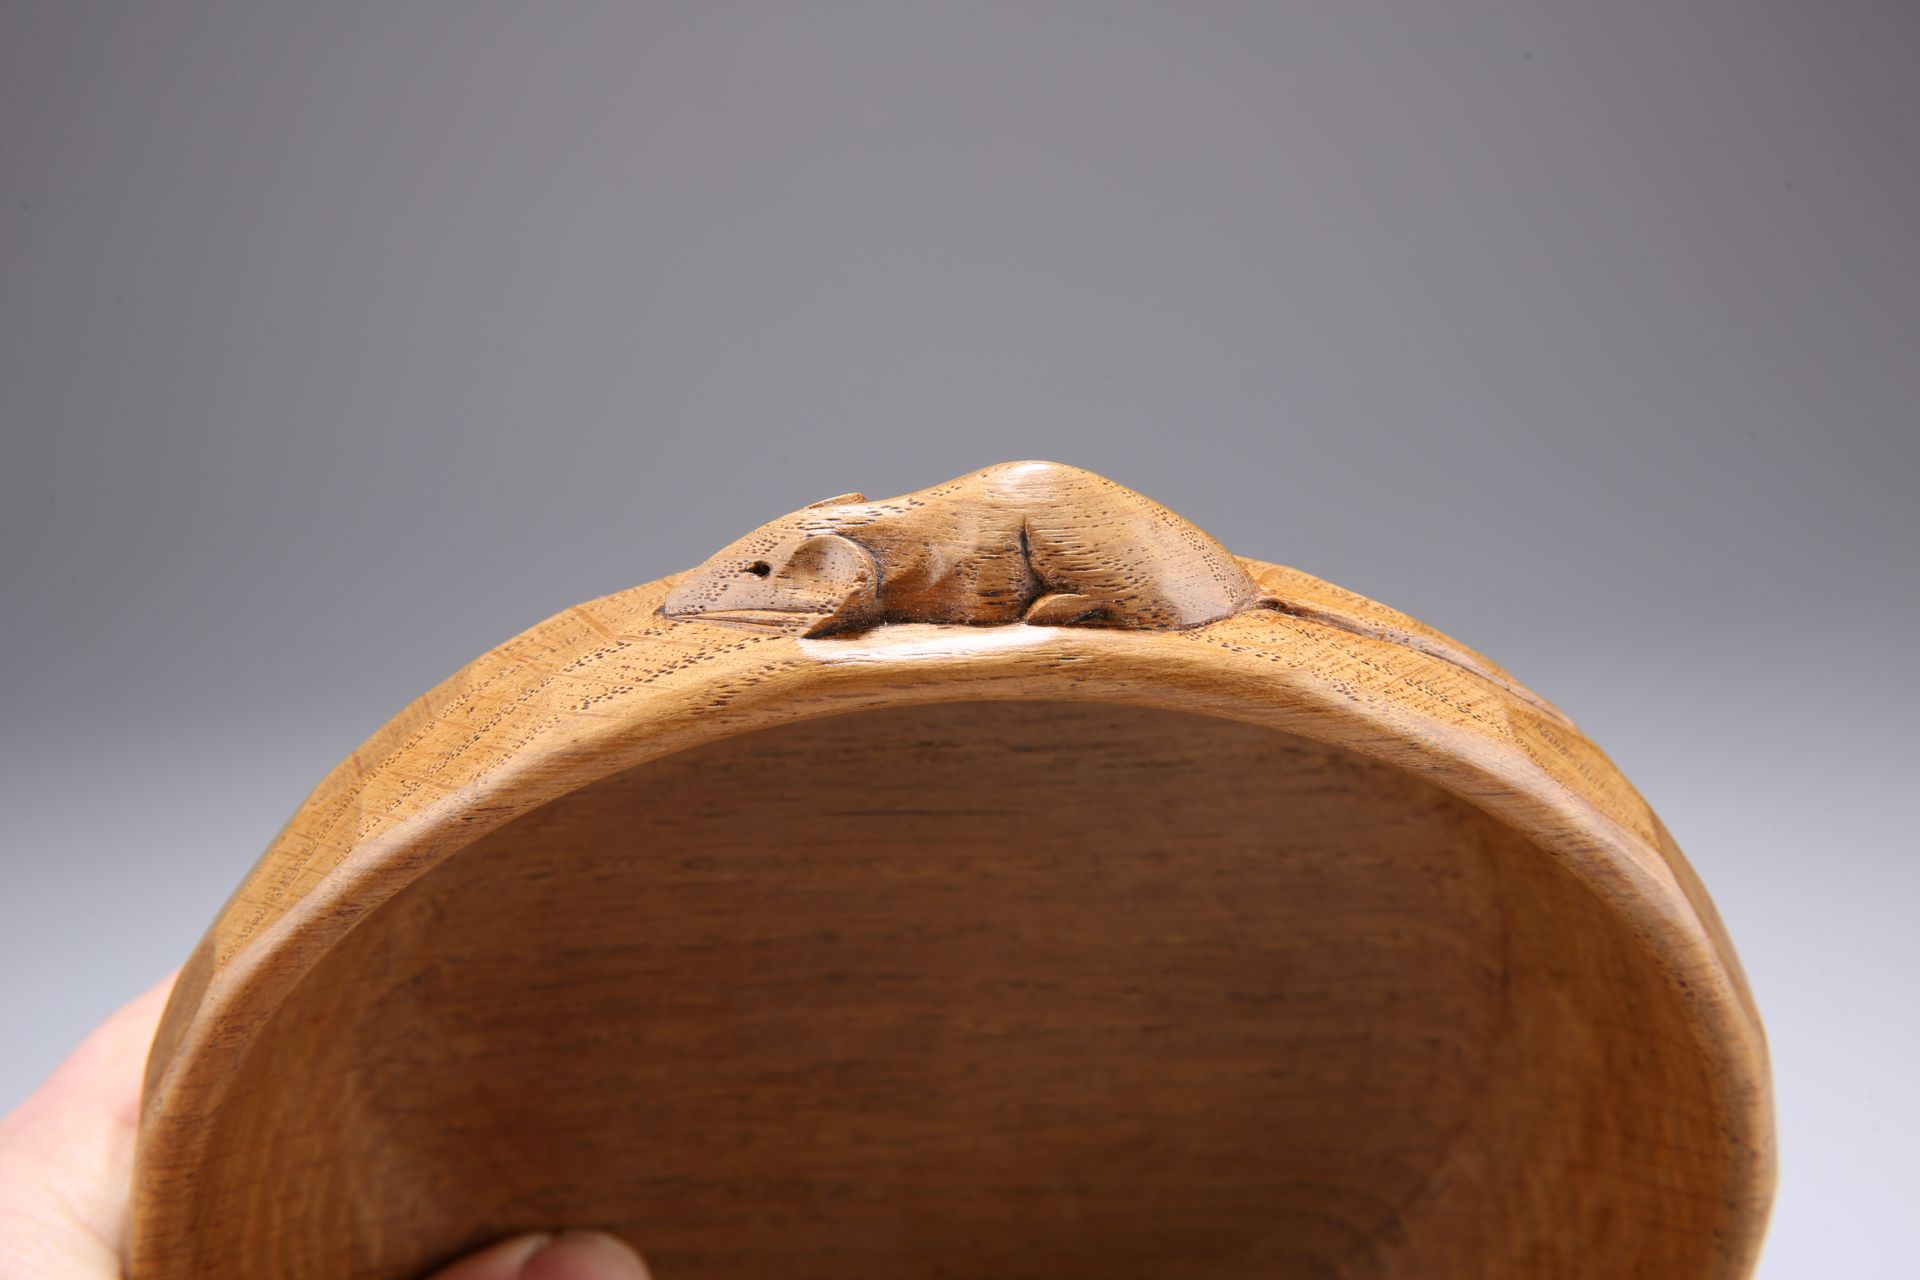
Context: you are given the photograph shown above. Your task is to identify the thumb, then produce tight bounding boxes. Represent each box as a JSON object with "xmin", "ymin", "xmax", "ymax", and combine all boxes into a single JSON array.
[
  {"xmin": 428, "ymin": 1231, "xmax": 651, "ymax": 1280},
  {"xmin": 0, "ymin": 971, "xmax": 178, "ymax": 1279}
]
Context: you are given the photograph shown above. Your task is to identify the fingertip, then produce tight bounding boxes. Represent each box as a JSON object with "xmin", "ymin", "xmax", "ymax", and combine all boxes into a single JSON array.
[
  {"xmin": 425, "ymin": 1232, "xmax": 554, "ymax": 1279},
  {"xmin": 521, "ymin": 1231, "xmax": 651, "ymax": 1280},
  {"xmin": 426, "ymin": 1231, "xmax": 649, "ymax": 1280}
]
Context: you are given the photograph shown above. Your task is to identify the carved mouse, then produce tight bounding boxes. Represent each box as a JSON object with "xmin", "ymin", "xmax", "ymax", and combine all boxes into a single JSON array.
[
  {"xmin": 659, "ymin": 459, "xmax": 1571, "ymax": 723},
  {"xmin": 660, "ymin": 460, "xmax": 1260, "ymax": 636}
]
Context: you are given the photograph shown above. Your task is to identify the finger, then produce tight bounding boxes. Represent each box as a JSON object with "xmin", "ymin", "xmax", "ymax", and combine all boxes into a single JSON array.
[
  {"xmin": 428, "ymin": 1231, "xmax": 651, "ymax": 1280},
  {"xmin": 522, "ymin": 1233, "xmax": 652, "ymax": 1280},
  {"xmin": 426, "ymin": 1233, "xmax": 554, "ymax": 1279},
  {"xmin": 0, "ymin": 971, "xmax": 180, "ymax": 1279}
]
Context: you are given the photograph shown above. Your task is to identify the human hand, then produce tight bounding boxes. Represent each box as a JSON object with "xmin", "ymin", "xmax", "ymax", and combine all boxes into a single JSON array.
[{"xmin": 0, "ymin": 975, "xmax": 651, "ymax": 1279}]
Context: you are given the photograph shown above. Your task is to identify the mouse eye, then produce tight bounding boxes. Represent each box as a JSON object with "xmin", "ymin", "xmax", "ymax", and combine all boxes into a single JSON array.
[{"xmin": 746, "ymin": 561, "xmax": 772, "ymax": 578}]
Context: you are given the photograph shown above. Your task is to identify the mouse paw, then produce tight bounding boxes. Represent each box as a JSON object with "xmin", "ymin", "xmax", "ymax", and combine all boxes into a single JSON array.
[{"xmin": 1024, "ymin": 592, "xmax": 1105, "ymax": 626}]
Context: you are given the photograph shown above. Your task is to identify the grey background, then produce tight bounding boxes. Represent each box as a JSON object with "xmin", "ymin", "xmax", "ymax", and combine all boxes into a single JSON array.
[{"xmin": 3, "ymin": 3, "xmax": 1914, "ymax": 1273}]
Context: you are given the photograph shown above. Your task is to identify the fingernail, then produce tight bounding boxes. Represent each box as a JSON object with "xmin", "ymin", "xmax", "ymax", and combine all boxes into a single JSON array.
[
  {"xmin": 521, "ymin": 1231, "xmax": 651, "ymax": 1280},
  {"xmin": 429, "ymin": 1233, "xmax": 555, "ymax": 1279}
]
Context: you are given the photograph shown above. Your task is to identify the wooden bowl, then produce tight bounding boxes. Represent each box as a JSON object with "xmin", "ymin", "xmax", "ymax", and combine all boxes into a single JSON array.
[{"xmin": 129, "ymin": 463, "xmax": 1774, "ymax": 1278}]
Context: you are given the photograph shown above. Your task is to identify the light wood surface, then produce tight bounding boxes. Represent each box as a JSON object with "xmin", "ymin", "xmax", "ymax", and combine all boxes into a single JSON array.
[{"xmin": 129, "ymin": 462, "xmax": 1773, "ymax": 1278}]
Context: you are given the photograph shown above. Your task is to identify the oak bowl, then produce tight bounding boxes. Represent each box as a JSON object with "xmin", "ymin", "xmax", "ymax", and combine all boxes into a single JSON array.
[{"xmin": 130, "ymin": 463, "xmax": 1773, "ymax": 1278}]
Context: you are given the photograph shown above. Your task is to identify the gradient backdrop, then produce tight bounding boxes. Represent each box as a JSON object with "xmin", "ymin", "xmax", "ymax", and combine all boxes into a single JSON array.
[{"xmin": 4, "ymin": 4, "xmax": 1915, "ymax": 1274}]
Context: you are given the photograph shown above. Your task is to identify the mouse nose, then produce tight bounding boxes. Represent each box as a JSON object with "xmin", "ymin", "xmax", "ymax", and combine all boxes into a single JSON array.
[{"xmin": 661, "ymin": 576, "xmax": 708, "ymax": 616}]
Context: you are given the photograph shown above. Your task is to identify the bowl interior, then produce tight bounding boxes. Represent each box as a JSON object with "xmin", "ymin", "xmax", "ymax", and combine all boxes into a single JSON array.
[{"xmin": 191, "ymin": 700, "xmax": 1725, "ymax": 1278}]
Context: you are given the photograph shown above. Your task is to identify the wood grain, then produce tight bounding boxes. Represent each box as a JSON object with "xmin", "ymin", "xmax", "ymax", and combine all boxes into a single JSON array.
[{"xmin": 129, "ymin": 463, "xmax": 1773, "ymax": 1278}]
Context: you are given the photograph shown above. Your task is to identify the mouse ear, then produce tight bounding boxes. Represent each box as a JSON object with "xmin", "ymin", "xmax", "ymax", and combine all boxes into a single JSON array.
[
  {"xmin": 803, "ymin": 492, "xmax": 866, "ymax": 509},
  {"xmin": 782, "ymin": 534, "xmax": 880, "ymax": 637}
]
